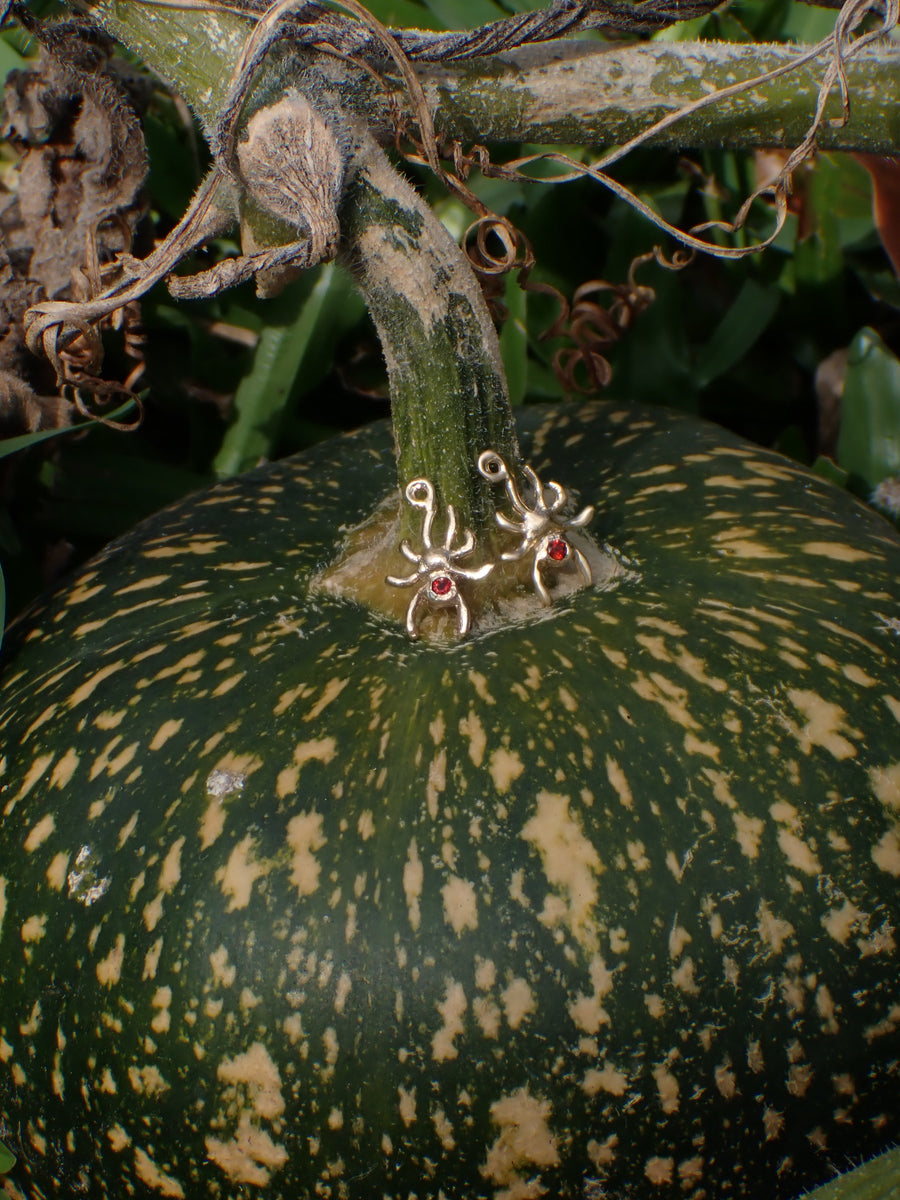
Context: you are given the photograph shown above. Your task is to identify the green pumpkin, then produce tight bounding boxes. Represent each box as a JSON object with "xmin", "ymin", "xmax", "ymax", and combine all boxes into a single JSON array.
[{"xmin": 1, "ymin": 402, "xmax": 899, "ymax": 1200}]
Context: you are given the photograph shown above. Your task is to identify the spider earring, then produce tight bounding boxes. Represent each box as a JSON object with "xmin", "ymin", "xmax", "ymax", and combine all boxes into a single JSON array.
[
  {"xmin": 477, "ymin": 449, "xmax": 594, "ymax": 604},
  {"xmin": 386, "ymin": 478, "xmax": 494, "ymax": 639}
]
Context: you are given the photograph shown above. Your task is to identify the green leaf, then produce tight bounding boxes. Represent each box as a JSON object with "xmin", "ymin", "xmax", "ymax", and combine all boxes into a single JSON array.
[
  {"xmin": 143, "ymin": 110, "xmax": 206, "ymax": 222},
  {"xmin": 812, "ymin": 455, "xmax": 850, "ymax": 489},
  {"xmin": 694, "ymin": 278, "xmax": 781, "ymax": 388},
  {"xmin": 499, "ymin": 274, "xmax": 528, "ymax": 407},
  {"xmin": 780, "ymin": 1, "xmax": 841, "ymax": 43},
  {"xmin": 799, "ymin": 1148, "xmax": 900, "ymax": 1199},
  {"xmin": 422, "ymin": 0, "xmax": 507, "ymax": 28},
  {"xmin": 0, "ymin": 33, "xmax": 27, "ymax": 78},
  {"xmin": 363, "ymin": 0, "xmax": 443, "ymax": 28},
  {"xmin": 601, "ymin": 256, "xmax": 698, "ymax": 412},
  {"xmin": 0, "ymin": 1140, "xmax": 15, "ymax": 1174},
  {"xmin": 0, "ymin": 401, "xmax": 139, "ymax": 461},
  {"xmin": 810, "ymin": 155, "xmax": 876, "ymax": 252},
  {"xmin": 213, "ymin": 266, "xmax": 365, "ymax": 478},
  {"xmin": 836, "ymin": 327, "xmax": 900, "ymax": 494}
]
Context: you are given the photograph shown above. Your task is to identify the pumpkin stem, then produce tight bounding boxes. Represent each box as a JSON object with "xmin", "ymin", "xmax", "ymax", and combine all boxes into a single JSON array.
[{"xmin": 341, "ymin": 137, "xmax": 521, "ymax": 541}]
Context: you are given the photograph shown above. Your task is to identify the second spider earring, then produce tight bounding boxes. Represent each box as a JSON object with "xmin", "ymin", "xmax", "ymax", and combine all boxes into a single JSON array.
[
  {"xmin": 478, "ymin": 449, "xmax": 594, "ymax": 605},
  {"xmin": 386, "ymin": 479, "xmax": 494, "ymax": 639}
]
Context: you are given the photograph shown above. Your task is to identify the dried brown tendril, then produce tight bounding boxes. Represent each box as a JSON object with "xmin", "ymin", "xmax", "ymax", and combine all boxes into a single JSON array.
[{"xmin": 15, "ymin": 0, "xmax": 897, "ymax": 400}]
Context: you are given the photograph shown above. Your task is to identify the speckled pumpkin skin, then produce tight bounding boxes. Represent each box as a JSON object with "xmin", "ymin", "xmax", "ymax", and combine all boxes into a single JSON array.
[{"xmin": 1, "ymin": 403, "xmax": 900, "ymax": 1200}]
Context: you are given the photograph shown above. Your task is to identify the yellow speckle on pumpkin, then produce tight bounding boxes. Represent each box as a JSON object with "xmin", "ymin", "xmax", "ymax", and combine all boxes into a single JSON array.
[
  {"xmin": 276, "ymin": 738, "xmax": 337, "ymax": 798},
  {"xmin": 305, "ymin": 676, "xmax": 349, "ymax": 721},
  {"xmin": 426, "ymin": 748, "xmax": 447, "ymax": 820},
  {"xmin": 653, "ymin": 1064, "xmax": 680, "ymax": 1114},
  {"xmin": 398, "ymin": 1085, "xmax": 417, "ymax": 1126},
  {"xmin": 204, "ymin": 1114, "xmax": 288, "ymax": 1186},
  {"xmin": 128, "ymin": 1065, "xmax": 169, "ymax": 1097},
  {"xmin": 683, "ymin": 733, "xmax": 720, "ymax": 760},
  {"xmin": 821, "ymin": 900, "xmax": 866, "ymax": 945},
  {"xmin": 151, "ymin": 986, "xmax": 173, "ymax": 1034},
  {"xmin": 802, "ymin": 541, "xmax": 874, "ymax": 562},
  {"xmin": 149, "ymin": 719, "xmax": 183, "ymax": 751},
  {"xmin": 96, "ymin": 933, "xmax": 126, "ymax": 987},
  {"xmin": 645, "ymin": 1156, "xmax": 675, "ymax": 1185},
  {"xmin": 5, "ymin": 752, "xmax": 55, "ymax": 815},
  {"xmin": 24, "ymin": 813, "xmax": 55, "ymax": 853},
  {"xmin": 872, "ymin": 829, "xmax": 900, "ymax": 876},
  {"xmin": 432, "ymin": 980, "xmax": 467, "ymax": 1062},
  {"xmin": 568, "ymin": 956, "xmax": 614, "ymax": 1035},
  {"xmin": 786, "ymin": 689, "xmax": 858, "ymax": 760},
  {"xmin": 582, "ymin": 1064, "xmax": 628, "ymax": 1096},
  {"xmin": 488, "ymin": 747, "xmax": 524, "ymax": 794},
  {"xmin": 870, "ymin": 763, "xmax": 900, "ymax": 811},
  {"xmin": 605, "ymin": 756, "xmax": 633, "ymax": 809},
  {"xmin": 286, "ymin": 814, "xmax": 325, "ymax": 898},
  {"xmin": 218, "ymin": 1042, "xmax": 285, "ymax": 1119},
  {"xmin": 107, "ymin": 1124, "xmax": 131, "ymax": 1151},
  {"xmin": 133, "ymin": 1147, "xmax": 185, "ymax": 1197},
  {"xmin": 403, "ymin": 838, "xmax": 424, "ymax": 931},
  {"xmin": 522, "ymin": 791, "xmax": 603, "ymax": 950},
  {"xmin": 441, "ymin": 876, "xmax": 478, "ymax": 934},
  {"xmin": 757, "ymin": 901, "xmax": 795, "ymax": 955},
  {"xmin": 501, "ymin": 978, "xmax": 535, "ymax": 1030},
  {"xmin": 209, "ymin": 945, "xmax": 236, "ymax": 988},
  {"xmin": 217, "ymin": 835, "xmax": 270, "ymax": 907},
  {"xmin": 459, "ymin": 710, "xmax": 487, "ymax": 767},
  {"xmin": 20, "ymin": 914, "xmax": 47, "ymax": 944},
  {"xmin": 481, "ymin": 1088, "xmax": 560, "ymax": 1192}
]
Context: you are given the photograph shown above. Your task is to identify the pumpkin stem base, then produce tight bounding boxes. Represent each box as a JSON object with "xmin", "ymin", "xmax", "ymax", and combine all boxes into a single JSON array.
[{"xmin": 313, "ymin": 496, "xmax": 630, "ymax": 640}]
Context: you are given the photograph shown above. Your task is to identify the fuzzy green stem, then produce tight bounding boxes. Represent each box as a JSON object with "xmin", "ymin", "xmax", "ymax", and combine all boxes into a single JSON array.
[
  {"xmin": 77, "ymin": 4, "xmax": 900, "ymax": 152},
  {"xmin": 76, "ymin": 0, "xmax": 521, "ymax": 535},
  {"xmin": 342, "ymin": 140, "xmax": 518, "ymax": 537}
]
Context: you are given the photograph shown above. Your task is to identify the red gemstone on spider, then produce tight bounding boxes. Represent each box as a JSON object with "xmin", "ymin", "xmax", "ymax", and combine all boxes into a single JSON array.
[
  {"xmin": 547, "ymin": 538, "xmax": 569, "ymax": 562},
  {"xmin": 430, "ymin": 576, "xmax": 454, "ymax": 597}
]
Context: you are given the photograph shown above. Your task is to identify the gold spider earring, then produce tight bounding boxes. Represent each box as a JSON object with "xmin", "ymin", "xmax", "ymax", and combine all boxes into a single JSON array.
[
  {"xmin": 477, "ymin": 450, "xmax": 593, "ymax": 604},
  {"xmin": 386, "ymin": 479, "xmax": 494, "ymax": 639}
]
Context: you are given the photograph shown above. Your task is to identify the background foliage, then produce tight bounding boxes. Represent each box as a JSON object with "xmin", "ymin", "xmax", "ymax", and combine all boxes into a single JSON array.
[{"xmin": 1, "ymin": 0, "xmax": 899, "ymax": 630}]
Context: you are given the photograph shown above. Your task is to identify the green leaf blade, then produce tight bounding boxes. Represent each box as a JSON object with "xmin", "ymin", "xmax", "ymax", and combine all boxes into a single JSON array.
[
  {"xmin": 800, "ymin": 1148, "xmax": 900, "ymax": 1200},
  {"xmin": 212, "ymin": 266, "xmax": 365, "ymax": 478},
  {"xmin": 694, "ymin": 278, "xmax": 781, "ymax": 389},
  {"xmin": 0, "ymin": 1140, "xmax": 15, "ymax": 1174},
  {"xmin": 836, "ymin": 327, "xmax": 900, "ymax": 495},
  {"xmin": 499, "ymin": 275, "xmax": 528, "ymax": 407},
  {"xmin": 0, "ymin": 402, "xmax": 139, "ymax": 461}
]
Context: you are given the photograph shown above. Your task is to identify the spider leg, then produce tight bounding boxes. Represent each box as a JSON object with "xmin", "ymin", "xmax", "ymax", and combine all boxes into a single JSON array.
[
  {"xmin": 495, "ymin": 512, "xmax": 523, "ymax": 534},
  {"xmin": 544, "ymin": 481, "xmax": 566, "ymax": 513},
  {"xmin": 453, "ymin": 528, "xmax": 475, "ymax": 558},
  {"xmin": 399, "ymin": 540, "xmax": 419, "ymax": 563},
  {"xmin": 456, "ymin": 561, "xmax": 494, "ymax": 581},
  {"xmin": 572, "ymin": 545, "xmax": 593, "ymax": 587},
  {"xmin": 421, "ymin": 501, "xmax": 436, "ymax": 551},
  {"xmin": 405, "ymin": 589, "xmax": 426, "ymax": 639},
  {"xmin": 443, "ymin": 504, "xmax": 459, "ymax": 551},
  {"xmin": 568, "ymin": 504, "xmax": 595, "ymax": 529},
  {"xmin": 501, "ymin": 541, "xmax": 529, "ymax": 562},
  {"xmin": 386, "ymin": 569, "xmax": 422, "ymax": 588},
  {"xmin": 532, "ymin": 552, "xmax": 552, "ymax": 605},
  {"xmin": 456, "ymin": 594, "xmax": 471, "ymax": 638},
  {"xmin": 520, "ymin": 464, "xmax": 544, "ymax": 512}
]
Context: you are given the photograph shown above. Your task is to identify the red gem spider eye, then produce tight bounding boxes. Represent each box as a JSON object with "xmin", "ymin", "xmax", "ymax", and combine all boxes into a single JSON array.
[
  {"xmin": 547, "ymin": 538, "xmax": 569, "ymax": 562},
  {"xmin": 430, "ymin": 576, "xmax": 454, "ymax": 597}
]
